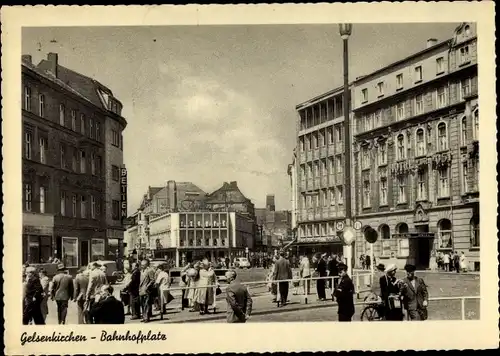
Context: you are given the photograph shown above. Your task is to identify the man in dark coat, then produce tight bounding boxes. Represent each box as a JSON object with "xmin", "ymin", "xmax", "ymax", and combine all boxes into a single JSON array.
[
  {"xmin": 334, "ymin": 263, "xmax": 355, "ymax": 321},
  {"xmin": 90, "ymin": 285, "xmax": 125, "ymax": 324},
  {"xmin": 23, "ymin": 266, "xmax": 45, "ymax": 325},
  {"xmin": 379, "ymin": 264, "xmax": 404, "ymax": 321},
  {"xmin": 50, "ymin": 263, "xmax": 74, "ymax": 324},
  {"xmin": 124, "ymin": 262, "xmax": 141, "ymax": 320},
  {"xmin": 273, "ymin": 251, "xmax": 292, "ymax": 306},
  {"xmin": 225, "ymin": 270, "xmax": 253, "ymax": 323},
  {"xmin": 327, "ymin": 254, "xmax": 339, "ymax": 292},
  {"xmin": 139, "ymin": 259, "xmax": 156, "ymax": 322},
  {"xmin": 316, "ymin": 253, "xmax": 328, "ymax": 301},
  {"xmin": 401, "ymin": 264, "xmax": 429, "ymax": 320}
]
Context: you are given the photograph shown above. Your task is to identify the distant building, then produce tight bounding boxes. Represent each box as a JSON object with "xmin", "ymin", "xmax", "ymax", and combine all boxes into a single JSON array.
[
  {"xmin": 22, "ymin": 53, "xmax": 127, "ymax": 270},
  {"xmin": 125, "ymin": 180, "xmax": 256, "ymax": 263},
  {"xmin": 352, "ymin": 23, "xmax": 479, "ymax": 271},
  {"xmin": 255, "ymin": 194, "xmax": 292, "ymax": 252}
]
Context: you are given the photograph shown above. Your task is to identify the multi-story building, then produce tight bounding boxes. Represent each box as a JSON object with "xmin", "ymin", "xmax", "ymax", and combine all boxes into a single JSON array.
[
  {"xmin": 22, "ymin": 54, "xmax": 108, "ymax": 271},
  {"xmin": 351, "ymin": 23, "xmax": 479, "ymax": 271},
  {"xmin": 293, "ymin": 87, "xmax": 355, "ymax": 257},
  {"xmin": 125, "ymin": 180, "xmax": 256, "ymax": 263},
  {"xmin": 36, "ymin": 54, "xmax": 128, "ymax": 261}
]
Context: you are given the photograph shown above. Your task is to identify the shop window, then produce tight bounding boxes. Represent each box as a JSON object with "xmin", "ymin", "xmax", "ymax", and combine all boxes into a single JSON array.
[
  {"xmin": 91, "ymin": 239, "xmax": 105, "ymax": 261},
  {"xmin": 438, "ymin": 219, "xmax": 453, "ymax": 249},
  {"xmin": 62, "ymin": 237, "xmax": 78, "ymax": 268}
]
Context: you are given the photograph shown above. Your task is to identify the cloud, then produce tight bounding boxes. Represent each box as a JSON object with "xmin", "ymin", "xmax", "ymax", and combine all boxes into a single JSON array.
[{"xmin": 124, "ymin": 60, "xmax": 287, "ymax": 212}]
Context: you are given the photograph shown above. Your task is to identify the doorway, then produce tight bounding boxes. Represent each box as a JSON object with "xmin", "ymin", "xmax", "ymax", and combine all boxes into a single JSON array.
[
  {"xmin": 414, "ymin": 224, "xmax": 431, "ymax": 269},
  {"xmin": 80, "ymin": 240, "xmax": 90, "ymax": 267}
]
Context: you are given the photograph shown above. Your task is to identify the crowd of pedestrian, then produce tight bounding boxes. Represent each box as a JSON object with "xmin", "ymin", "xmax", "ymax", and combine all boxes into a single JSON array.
[
  {"xmin": 22, "ymin": 262, "xmax": 125, "ymax": 325},
  {"xmin": 435, "ymin": 251, "xmax": 468, "ymax": 272}
]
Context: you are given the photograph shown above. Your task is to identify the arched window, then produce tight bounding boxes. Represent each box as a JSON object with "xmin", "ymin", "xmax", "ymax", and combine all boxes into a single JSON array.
[
  {"xmin": 416, "ymin": 128, "xmax": 425, "ymax": 156},
  {"xmin": 438, "ymin": 219, "xmax": 453, "ymax": 249},
  {"xmin": 379, "ymin": 224, "xmax": 391, "ymax": 239},
  {"xmin": 397, "ymin": 134, "xmax": 405, "ymax": 160},
  {"xmin": 473, "ymin": 109, "xmax": 479, "ymax": 140},
  {"xmin": 379, "ymin": 224, "xmax": 391, "ymax": 257},
  {"xmin": 396, "ymin": 222, "xmax": 409, "ymax": 235},
  {"xmin": 437, "ymin": 122, "xmax": 448, "ymax": 151},
  {"xmin": 470, "ymin": 217, "xmax": 479, "ymax": 248},
  {"xmin": 461, "ymin": 117, "xmax": 468, "ymax": 146}
]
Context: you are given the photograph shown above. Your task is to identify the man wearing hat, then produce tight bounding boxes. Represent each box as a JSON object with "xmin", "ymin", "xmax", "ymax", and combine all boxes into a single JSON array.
[
  {"xmin": 315, "ymin": 253, "xmax": 328, "ymax": 301},
  {"xmin": 401, "ymin": 264, "xmax": 429, "ymax": 321},
  {"xmin": 50, "ymin": 263, "xmax": 74, "ymax": 324},
  {"xmin": 334, "ymin": 262, "xmax": 355, "ymax": 321},
  {"xmin": 23, "ymin": 266, "xmax": 45, "ymax": 325},
  {"xmin": 379, "ymin": 264, "xmax": 404, "ymax": 321}
]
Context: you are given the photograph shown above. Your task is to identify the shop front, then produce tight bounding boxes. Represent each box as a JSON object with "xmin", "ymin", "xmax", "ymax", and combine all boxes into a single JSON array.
[{"xmin": 22, "ymin": 213, "xmax": 54, "ymax": 264}]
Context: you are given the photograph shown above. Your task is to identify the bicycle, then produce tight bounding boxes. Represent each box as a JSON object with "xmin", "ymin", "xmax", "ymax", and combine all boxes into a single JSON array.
[{"xmin": 360, "ymin": 294, "xmax": 405, "ymax": 321}]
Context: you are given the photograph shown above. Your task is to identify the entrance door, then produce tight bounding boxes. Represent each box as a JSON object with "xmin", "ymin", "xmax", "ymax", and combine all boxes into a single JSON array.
[
  {"xmin": 80, "ymin": 240, "xmax": 90, "ymax": 267},
  {"xmin": 415, "ymin": 224, "xmax": 430, "ymax": 269}
]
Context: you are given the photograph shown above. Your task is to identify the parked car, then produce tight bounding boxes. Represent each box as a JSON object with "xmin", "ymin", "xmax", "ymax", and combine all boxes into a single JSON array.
[{"xmin": 234, "ymin": 257, "xmax": 251, "ymax": 269}]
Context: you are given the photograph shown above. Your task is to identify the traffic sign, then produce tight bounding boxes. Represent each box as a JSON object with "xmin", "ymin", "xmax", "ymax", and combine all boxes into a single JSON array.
[
  {"xmin": 364, "ymin": 226, "xmax": 379, "ymax": 244},
  {"xmin": 336, "ymin": 221, "xmax": 345, "ymax": 231},
  {"xmin": 343, "ymin": 227, "xmax": 355, "ymax": 245},
  {"xmin": 353, "ymin": 221, "xmax": 362, "ymax": 230}
]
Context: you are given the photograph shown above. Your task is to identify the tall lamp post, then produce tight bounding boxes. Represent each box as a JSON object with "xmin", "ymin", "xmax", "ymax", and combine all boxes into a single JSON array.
[{"xmin": 339, "ymin": 23, "xmax": 354, "ymax": 276}]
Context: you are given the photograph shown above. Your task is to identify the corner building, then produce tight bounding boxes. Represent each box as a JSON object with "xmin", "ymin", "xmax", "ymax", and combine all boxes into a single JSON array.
[
  {"xmin": 294, "ymin": 87, "xmax": 355, "ymax": 256},
  {"xmin": 351, "ymin": 23, "xmax": 479, "ymax": 271}
]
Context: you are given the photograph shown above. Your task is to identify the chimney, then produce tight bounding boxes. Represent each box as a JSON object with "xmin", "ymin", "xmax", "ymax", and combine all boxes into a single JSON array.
[
  {"xmin": 426, "ymin": 38, "xmax": 438, "ymax": 49},
  {"xmin": 266, "ymin": 194, "xmax": 276, "ymax": 212},
  {"xmin": 21, "ymin": 55, "xmax": 32, "ymax": 64},
  {"xmin": 47, "ymin": 52, "xmax": 58, "ymax": 78}
]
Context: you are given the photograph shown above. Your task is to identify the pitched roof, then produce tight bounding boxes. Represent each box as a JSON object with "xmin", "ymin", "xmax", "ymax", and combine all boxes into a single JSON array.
[
  {"xmin": 206, "ymin": 181, "xmax": 250, "ymax": 204},
  {"xmin": 37, "ymin": 60, "xmax": 110, "ymax": 109}
]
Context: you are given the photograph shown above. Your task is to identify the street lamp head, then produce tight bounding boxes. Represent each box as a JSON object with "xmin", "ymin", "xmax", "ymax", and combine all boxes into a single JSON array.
[{"xmin": 339, "ymin": 23, "xmax": 353, "ymax": 40}]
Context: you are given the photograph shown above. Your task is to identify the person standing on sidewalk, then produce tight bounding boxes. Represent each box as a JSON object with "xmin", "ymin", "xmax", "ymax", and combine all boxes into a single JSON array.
[
  {"xmin": 299, "ymin": 254, "xmax": 311, "ymax": 295},
  {"xmin": 443, "ymin": 252, "xmax": 450, "ymax": 272},
  {"xmin": 401, "ymin": 264, "xmax": 428, "ymax": 321},
  {"xmin": 334, "ymin": 263, "xmax": 355, "ymax": 322},
  {"xmin": 453, "ymin": 252, "xmax": 460, "ymax": 273},
  {"xmin": 273, "ymin": 251, "xmax": 292, "ymax": 307},
  {"xmin": 124, "ymin": 262, "xmax": 141, "ymax": 320},
  {"xmin": 38, "ymin": 268, "xmax": 50, "ymax": 323},
  {"xmin": 316, "ymin": 253, "xmax": 328, "ymax": 301},
  {"xmin": 23, "ymin": 266, "xmax": 45, "ymax": 325},
  {"xmin": 86, "ymin": 262, "xmax": 107, "ymax": 324},
  {"xmin": 225, "ymin": 270, "xmax": 252, "ymax": 323},
  {"xmin": 139, "ymin": 259, "xmax": 156, "ymax": 323},
  {"xmin": 73, "ymin": 267, "xmax": 90, "ymax": 324},
  {"xmin": 50, "ymin": 264, "xmax": 74, "ymax": 325}
]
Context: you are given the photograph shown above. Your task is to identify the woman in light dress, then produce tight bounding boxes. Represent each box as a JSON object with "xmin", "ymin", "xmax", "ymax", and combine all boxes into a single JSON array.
[
  {"xmin": 459, "ymin": 252, "xmax": 468, "ymax": 272},
  {"xmin": 155, "ymin": 265, "xmax": 171, "ymax": 313},
  {"xmin": 187, "ymin": 261, "xmax": 201, "ymax": 312},
  {"xmin": 194, "ymin": 259, "xmax": 217, "ymax": 315}
]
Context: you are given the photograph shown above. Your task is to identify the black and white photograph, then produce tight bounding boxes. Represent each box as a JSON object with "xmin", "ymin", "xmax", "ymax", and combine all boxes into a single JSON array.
[{"xmin": 3, "ymin": 3, "xmax": 497, "ymax": 354}]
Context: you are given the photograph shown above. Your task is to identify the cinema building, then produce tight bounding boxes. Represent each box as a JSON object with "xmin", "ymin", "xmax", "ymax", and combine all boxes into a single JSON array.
[{"xmin": 351, "ymin": 23, "xmax": 479, "ymax": 271}]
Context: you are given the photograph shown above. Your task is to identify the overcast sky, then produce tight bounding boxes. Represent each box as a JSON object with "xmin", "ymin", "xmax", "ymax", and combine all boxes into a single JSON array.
[{"xmin": 22, "ymin": 23, "xmax": 458, "ymax": 213}]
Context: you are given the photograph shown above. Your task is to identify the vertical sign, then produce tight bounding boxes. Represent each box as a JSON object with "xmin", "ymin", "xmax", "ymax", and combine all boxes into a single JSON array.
[{"xmin": 120, "ymin": 167, "xmax": 127, "ymax": 222}]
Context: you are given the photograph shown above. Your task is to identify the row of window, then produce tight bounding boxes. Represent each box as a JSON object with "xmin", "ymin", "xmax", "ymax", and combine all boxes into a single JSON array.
[
  {"xmin": 358, "ymin": 78, "xmax": 475, "ymax": 133},
  {"xmin": 298, "ymin": 96, "xmax": 345, "ymax": 131},
  {"xmin": 299, "ymin": 124, "xmax": 344, "ymax": 151},
  {"xmin": 300, "ymin": 155, "xmax": 344, "ymax": 179},
  {"xmin": 23, "ymin": 86, "xmax": 103, "ymax": 142},
  {"xmin": 23, "ymin": 184, "xmax": 101, "ymax": 219},
  {"xmin": 298, "ymin": 222, "xmax": 342, "ymax": 238},
  {"xmin": 24, "ymin": 128, "xmax": 103, "ymax": 176},
  {"xmin": 359, "ymin": 44, "xmax": 472, "ymax": 105},
  {"xmin": 360, "ymin": 161, "xmax": 478, "ymax": 209},
  {"xmin": 299, "ymin": 186, "xmax": 344, "ymax": 209}
]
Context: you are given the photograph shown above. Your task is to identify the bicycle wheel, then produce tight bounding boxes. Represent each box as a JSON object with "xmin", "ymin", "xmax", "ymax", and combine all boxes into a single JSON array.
[{"xmin": 360, "ymin": 305, "xmax": 381, "ymax": 321}]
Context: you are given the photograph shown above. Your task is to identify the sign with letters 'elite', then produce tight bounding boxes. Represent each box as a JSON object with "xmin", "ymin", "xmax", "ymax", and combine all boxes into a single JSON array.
[{"xmin": 120, "ymin": 167, "xmax": 127, "ymax": 221}]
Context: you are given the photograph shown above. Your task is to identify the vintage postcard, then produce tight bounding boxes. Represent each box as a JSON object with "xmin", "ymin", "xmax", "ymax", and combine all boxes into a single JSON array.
[{"xmin": 2, "ymin": 3, "xmax": 497, "ymax": 354}]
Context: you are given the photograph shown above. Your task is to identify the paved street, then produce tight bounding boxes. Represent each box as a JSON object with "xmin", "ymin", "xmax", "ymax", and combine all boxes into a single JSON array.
[{"xmin": 43, "ymin": 269, "xmax": 479, "ymax": 324}]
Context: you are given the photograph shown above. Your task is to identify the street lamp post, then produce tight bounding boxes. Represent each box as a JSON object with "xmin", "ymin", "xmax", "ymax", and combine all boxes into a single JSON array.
[{"xmin": 339, "ymin": 23, "xmax": 354, "ymax": 275}]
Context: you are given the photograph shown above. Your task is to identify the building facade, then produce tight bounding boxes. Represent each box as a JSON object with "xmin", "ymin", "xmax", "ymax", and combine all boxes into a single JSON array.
[
  {"xmin": 293, "ymin": 87, "xmax": 355, "ymax": 256},
  {"xmin": 351, "ymin": 23, "xmax": 479, "ymax": 271},
  {"xmin": 22, "ymin": 54, "xmax": 107, "ymax": 270}
]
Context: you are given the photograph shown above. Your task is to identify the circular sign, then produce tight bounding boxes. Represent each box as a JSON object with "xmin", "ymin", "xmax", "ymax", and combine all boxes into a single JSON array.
[
  {"xmin": 364, "ymin": 227, "xmax": 379, "ymax": 244},
  {"xmin": 353, "ymin": 221, "xmax": 363, "ymax": 230},
  {"xmin": 336, "ymin": 221, "xmax": 345, "ymax": 231},
  {"xmin": 343, "ymin": 227, "xmax": 355, "ymax": 245}
]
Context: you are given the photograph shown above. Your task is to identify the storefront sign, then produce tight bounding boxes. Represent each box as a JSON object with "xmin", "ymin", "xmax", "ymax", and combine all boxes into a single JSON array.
[
  {"xmin": 395, "ymin": 232, "xmax": 436, "ymax": 239},
  {"xmin": 120, "ymin": 168, "xmax": 127, "ymax": 221}
]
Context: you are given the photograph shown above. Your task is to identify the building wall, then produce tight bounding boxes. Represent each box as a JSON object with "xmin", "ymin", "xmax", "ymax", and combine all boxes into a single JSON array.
[
  {"xmin": 351, "ymin": 23, "xmax": 479, "ymax": 270},
  {"xmin": 22, "ymin": 63, "xmax": 107, "ymax": 269}
]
